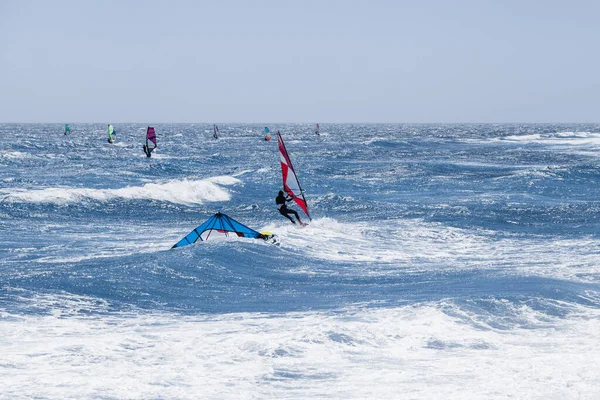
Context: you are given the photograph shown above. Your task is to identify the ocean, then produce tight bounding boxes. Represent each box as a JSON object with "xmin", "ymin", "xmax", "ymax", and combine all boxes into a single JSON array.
[{"xmin": 1, "ymin": 123, "xmax": 599, "ymax": 399}]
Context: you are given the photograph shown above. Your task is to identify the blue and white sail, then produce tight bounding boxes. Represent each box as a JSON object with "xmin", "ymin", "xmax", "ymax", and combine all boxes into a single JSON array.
[{"xmin": 172, "ymin": 212, "xmax": 273, "ymax": 248}]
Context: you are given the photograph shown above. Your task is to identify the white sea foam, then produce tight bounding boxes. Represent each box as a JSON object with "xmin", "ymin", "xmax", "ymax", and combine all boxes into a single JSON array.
[
  {"xmin": 262, "ymin": 217, "xmax": 494, "ymax": 266},
  {"xmin": 0, "ymin": 151, "xmax": 33, "ymax": 159},
  {"xmin": 499, "ymin": 131, "xmax": 600, "ymax": 147},
  {"xmin": 1, "ymin": 303, "xmax": 599, "ymax": 399},
  {"xmin": 261, "ymin": 218, "xmax": 600, "ymax": 281},
  {"xmin": 231, "ymin": 169, "xmax": 254, "ymax": 177},
  {"xmin": 0, "ymin": 176, "xmax": 241, "ymax": 206},
  {"xmin": 30, "ymin": 224, "xmax": 184, "ymax": 263}
]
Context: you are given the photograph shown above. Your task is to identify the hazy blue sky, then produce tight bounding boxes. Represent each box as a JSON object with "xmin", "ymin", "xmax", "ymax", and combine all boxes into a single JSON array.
[{"xmin": 1, "ymin": 0, "xmax": 599, "ymax": 123}]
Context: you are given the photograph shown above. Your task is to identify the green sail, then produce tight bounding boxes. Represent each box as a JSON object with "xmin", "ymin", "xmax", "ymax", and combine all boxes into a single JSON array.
[{"xmin": 107, "ymin": 124, "xmax": 115, "ymax": 142}]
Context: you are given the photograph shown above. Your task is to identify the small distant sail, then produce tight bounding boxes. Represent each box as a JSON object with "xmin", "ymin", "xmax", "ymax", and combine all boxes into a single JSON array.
[
  {"xmin": 172, "ymin": 212, "xmax": 274, "ymax": 248},
  {"xmin": 213, "ymin": 124, "xmax": 219, "ymax": 139},
  {"xmin": 107, "ymin": 124, "xmax": 115, "ymax": 143},
  {"xmin": 144, "ymin": 126, "xmax": 157, "ymax": 157},
  {"xmin": 64, "ymin": 124, "xmax": 70, "ymax": 135},
  {"xmin": 277, "ymin": 131, "xmax": 311, "ymax": 221},
  {"xmin": 264, "ymin": 126, "xmax": 272, "ymax": 141},
  {"xmin": 315, "ymin": 123, "xmax": 320, "ymax": 136}
]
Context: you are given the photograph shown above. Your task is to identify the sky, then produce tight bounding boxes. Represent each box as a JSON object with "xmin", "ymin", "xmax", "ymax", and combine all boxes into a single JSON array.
[{"xmin": 1, "ymin": 0, "xmax": 599, "ymax": 123}]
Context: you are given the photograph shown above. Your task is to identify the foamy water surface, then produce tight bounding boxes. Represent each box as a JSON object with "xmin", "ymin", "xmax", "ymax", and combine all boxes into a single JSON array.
[{"xmin": 1, "ymin": 123, "xmax": 600, "ymax": 399}]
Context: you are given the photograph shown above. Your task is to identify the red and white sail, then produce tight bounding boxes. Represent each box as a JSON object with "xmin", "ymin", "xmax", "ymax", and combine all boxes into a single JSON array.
[{"xmin": 277, "ymin": 131, "xmax": 311, "ymax": 220}]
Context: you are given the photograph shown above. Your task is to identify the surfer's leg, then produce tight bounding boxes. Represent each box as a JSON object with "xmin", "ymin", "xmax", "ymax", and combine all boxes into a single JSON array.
[
  {"xmin": 279, "ymin": 208, "xmax": 296, "ymax": 224},
  {"xmin": 289, "ymin": 209, "xmax": 302, "ymax": 224}
]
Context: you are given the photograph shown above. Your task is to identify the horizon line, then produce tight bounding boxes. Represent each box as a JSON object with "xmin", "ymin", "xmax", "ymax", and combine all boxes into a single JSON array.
[{"xmin": 1, "ymin": 121, "xmax": 599, "ymax": 125}]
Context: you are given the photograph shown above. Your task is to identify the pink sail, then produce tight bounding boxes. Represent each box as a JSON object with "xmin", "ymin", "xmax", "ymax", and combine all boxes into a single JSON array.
[
  {"xmin": 277, "ymin": 131, "xmax": 311, "ymax": 220},
  {"xmin": 146, "ymin": 127, "xmax": 157, "ymax": 149}
]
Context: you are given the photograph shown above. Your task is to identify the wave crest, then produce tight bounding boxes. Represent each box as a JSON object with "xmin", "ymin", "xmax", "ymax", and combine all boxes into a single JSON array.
[{"xmin": 1, "ymin": 176, "xmax": 241, "ymax": 205}]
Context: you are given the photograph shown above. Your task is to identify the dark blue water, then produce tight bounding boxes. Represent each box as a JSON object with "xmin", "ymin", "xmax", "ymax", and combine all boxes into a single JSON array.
[{"xmin": 2, "ymin": 123, "xmax": 600, "ymax": 316}]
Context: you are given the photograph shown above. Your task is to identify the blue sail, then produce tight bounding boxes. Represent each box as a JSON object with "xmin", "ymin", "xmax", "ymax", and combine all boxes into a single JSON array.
[{"xmin": 172, "ymin": 212, "xmax": 264, "ymax": 248}]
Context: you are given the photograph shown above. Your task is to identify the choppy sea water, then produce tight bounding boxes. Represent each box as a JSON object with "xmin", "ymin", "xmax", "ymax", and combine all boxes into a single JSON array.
[{"xmin": 1, "ymin": 123, "xmax": 600, "ymax": 399}]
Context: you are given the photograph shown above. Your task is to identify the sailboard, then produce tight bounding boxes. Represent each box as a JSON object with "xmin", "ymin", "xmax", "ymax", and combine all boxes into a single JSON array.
[
  {"xmin": 213, "ymin": 125, "xmax": 219, "ymax": 139},
  {"xmin": 143, "ymin": 126, "xmax": 157, "ymax": 157},
  {"xmin": 264, "ymin": 126, "xmax": 272, "ymax": 141},
  {"xmin": 171, "ymin": 212, "xmax": 275, "ymax": 248},
  {"xmin": 276, "ymin": 131, "xmax": 311, "ymax": 221},
  {"xmin": 107, "ymin": 124, "xmax": 116, "ymax": 144},
  {"xmin": 315, "ymin": 123, "xmax": 320, "ymax": 136},
  {"xmin": 64, "ymin": 124, "xmax": 70, "ymax": 135}
]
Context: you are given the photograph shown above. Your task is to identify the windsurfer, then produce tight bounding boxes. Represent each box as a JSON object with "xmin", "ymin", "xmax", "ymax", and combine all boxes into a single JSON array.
[
  {"xmin": 143, "ymin": 127, "xmax": 157, "ymax": 157},
  {"xmin": 107, "ymin": 124, "xmax": 114, "ymax": 144},
  {"xmin": 276, "ymin": 190, "xmax": 303, "ymax": 225}
]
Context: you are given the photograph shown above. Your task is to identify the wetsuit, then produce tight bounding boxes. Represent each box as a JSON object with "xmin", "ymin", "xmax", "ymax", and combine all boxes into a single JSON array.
[{"xmin": 276, "ymin": 192, "xmax": 301, "ymax": 224}]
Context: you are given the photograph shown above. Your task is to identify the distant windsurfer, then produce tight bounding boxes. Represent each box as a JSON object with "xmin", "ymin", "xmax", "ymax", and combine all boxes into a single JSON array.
[
  {"xmin": 276, "ymin": 190, "xmax": 303, "ymax": 225},
  {"xmin": 143, "ymin": 126, "xmax": 157, "ymax": 157},
  {"xmin": 107, "ymin": 124, "xmax": 115, "ymax": 144}
]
